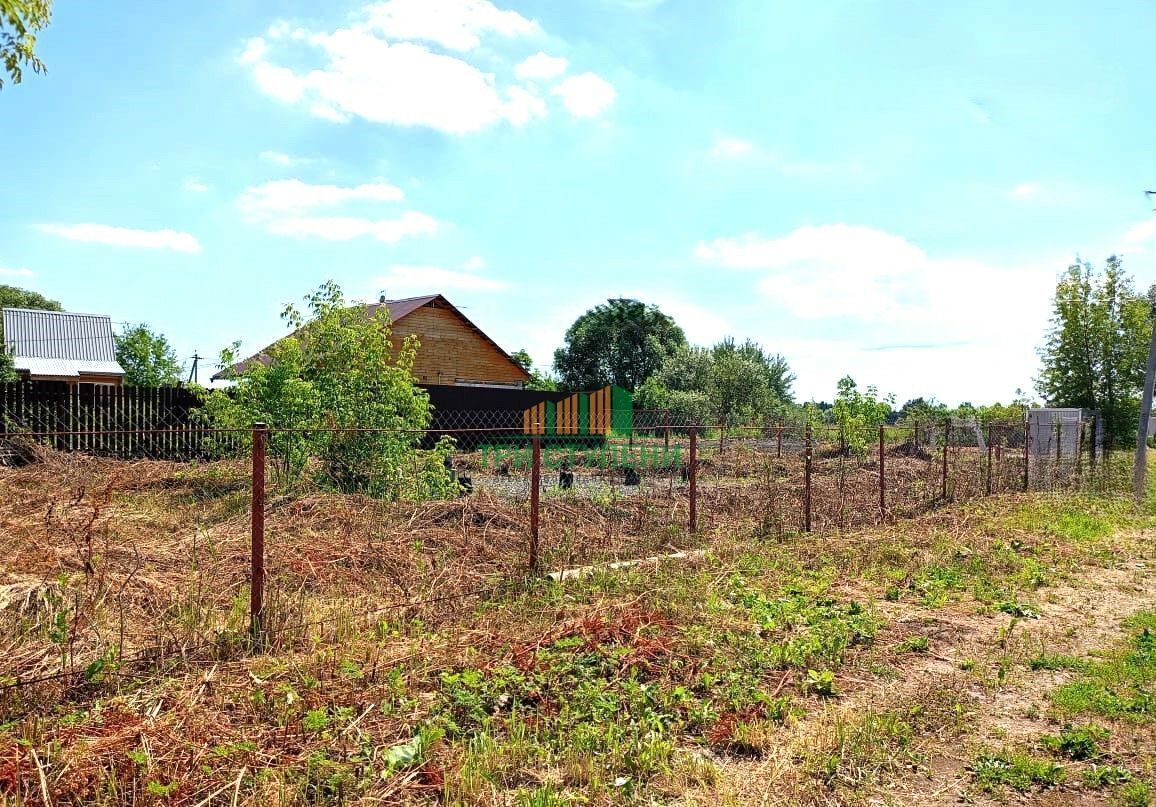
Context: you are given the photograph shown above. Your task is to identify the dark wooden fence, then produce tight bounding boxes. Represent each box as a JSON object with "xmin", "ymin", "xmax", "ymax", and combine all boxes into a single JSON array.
[{"xmin": 0, "ymin": 382, "xmax": 215, "ymax": 460}]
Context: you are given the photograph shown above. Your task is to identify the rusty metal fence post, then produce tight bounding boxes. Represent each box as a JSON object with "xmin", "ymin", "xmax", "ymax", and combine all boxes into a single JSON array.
[
  {"xmin": 250, "ymin": 422, "xmax": 267, "ymax": 650},
  {"xmin": 689, "ymin": 426, "xmax": 698, "ymax": 533},
  {"xmin": 878, "ymin": 425, "xmax": 886, "ymax": 519},
  {"xmin": 776, "ymin": 425, "xmax": 783, "ymax": 458},
  {"xmin": 804, "ymin": 424, "xmax": 813, "ymax": 532},
  {"xmin": 986, "ymin": 424, "xmax": 994, "ymax": 495},
  {"xmin": 529, "ymin": 437, "xmax": 541, "ymax": 575},
  {"xmin": 941, "ymin": 419, "xmax": 950, "ymax": 501}
]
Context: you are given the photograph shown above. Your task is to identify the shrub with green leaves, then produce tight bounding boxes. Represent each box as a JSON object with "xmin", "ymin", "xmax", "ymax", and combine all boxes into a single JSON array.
[
  {"xmin": 199, "ymin": 281, "xmax": 456, "ymax": 500},
  {"xmin": 831, "ymin": 376, "xmax": 895, "ymax": 457}
]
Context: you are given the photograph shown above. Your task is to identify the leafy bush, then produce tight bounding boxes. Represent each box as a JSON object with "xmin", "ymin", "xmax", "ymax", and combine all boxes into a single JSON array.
[
  {"xmin": 635, "ymin": 339, "xmax": 795, "ymax": 426},
  {"xmin": 199, "ymin": 281, "xmax": 456, "ymax": 500},
  {"xmin": 831, "ymin": 376, "xmax": 894, "ymax": 457}
]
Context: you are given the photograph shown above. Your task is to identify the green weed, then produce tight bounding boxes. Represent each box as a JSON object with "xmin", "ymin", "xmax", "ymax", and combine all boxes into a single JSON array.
[
  {"xmin": 1050, "ymin": 612, "xmax": 1156, "ymax": 721},
  {"xmin": 1039, "ymin": 723, "xmax": 1107, "ymax": 760},
  {"xmin": 1083, "ymin": 764, "xmax": 1132, "ymax": 788},
  {"xmin": 806, "ymin": 669, "xmax": 836, "ymax": 698},
  {"xmin": 971, "ymin": 748, "xmax": 1065, "ymax": 793},
  {"xmin": 1029, "ymin": 652, "xmax": 1087, "ymax": 672},
  {"xmin": 1117, "ymin": 780, "xmax": 1152, "ymax": 807},
  {"xmin": 896, "ymin": 635, "xmax": 930, "ymax": 654}
]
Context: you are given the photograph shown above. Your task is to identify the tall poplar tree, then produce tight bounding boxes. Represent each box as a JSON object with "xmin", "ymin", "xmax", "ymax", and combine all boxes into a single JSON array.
[{"xmin": 1036, "ymin": 256, "xmax": 1151, "ymax": 444}]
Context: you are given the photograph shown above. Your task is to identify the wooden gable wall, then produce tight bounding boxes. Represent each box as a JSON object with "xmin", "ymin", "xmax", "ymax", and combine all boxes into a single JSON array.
[{"xmin": 389, "ymin": 300, "xmax": 528, "ymax": 386}]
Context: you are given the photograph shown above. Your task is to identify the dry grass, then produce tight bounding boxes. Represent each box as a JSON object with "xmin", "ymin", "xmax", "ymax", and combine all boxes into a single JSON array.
[{"xmin": 0, "ymin": 445, "xmax": 1149, "ymax": 806}]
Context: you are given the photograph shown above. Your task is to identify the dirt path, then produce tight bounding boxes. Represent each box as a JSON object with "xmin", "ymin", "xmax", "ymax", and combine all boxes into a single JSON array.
[{"xmin": 698, "ymin": 535, "xmax": 1156, "ymax": 806}]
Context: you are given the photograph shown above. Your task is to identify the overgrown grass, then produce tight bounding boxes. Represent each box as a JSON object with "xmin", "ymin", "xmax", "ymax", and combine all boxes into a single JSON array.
[
  {"xmin": 1050, "ymin": 611, "xmax": 1156, "ymax": 721},
  {"xmin": 971, "ymin": 747, "xmax": 1066, "ymax": 793},
  {"xmin": 1, "ymin": 468, "xmax": 1153, "ymax": 804}
]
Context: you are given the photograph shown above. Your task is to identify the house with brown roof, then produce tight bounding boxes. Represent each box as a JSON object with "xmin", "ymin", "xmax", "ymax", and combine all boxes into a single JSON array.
[{"xmin": 213, "ymin": 294, "xmax": 530, "ymax": 388}]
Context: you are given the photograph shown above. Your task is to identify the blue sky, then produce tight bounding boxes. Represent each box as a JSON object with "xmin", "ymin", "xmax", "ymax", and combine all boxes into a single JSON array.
[{"xmin": 2, "ymin": 0, "xmax": 1154, "ymax": 403}]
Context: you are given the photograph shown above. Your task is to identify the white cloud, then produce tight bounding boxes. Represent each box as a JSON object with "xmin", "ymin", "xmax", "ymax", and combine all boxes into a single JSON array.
[
  {"xmin": 251, "ymin": 60, "xmax": 307, "ymax": 102},
  {"xmin": 706, "ymin": 138, "xmax": 865, "ymax": 180},
  {"xmin": 0, "ymin": 266, "xmax": 35, "ymax": 278},
  {"xmin": 695, "ymin": 225, "xmax": 924, "ymax": 276},
  {"xmin": 238, "ymin": 177, "xmax": 436, "ymax": 244},
  {"xmin": 463, "ymin": 255, "xmax": 486, "ymax": 270},
  {"xmin": 239, "ymin": 3, "xmax": 614, "ymax": 134},
  {"xmin": 183, "ymin": 178, "xmax": 209, "ymax": 192},
  {"xmin": 1122, "ymin": 219, "xmax": 1156, "ymax": 249},
  {"xmin": 247, "ymin": 27, "xmax": 548, "ymax": 133},
  {"xmin": 503, "ymin": 86, "xmax": 547, "ymax": 125},
  {"xmin": 239, "ymin": 179, "xmax": 405, "ymax": 214},
  {"xmin": 694, "ymin": 224, "xmax": 1063, "ymax": 401},
  {"xmin": 1009, "ymin": 182, "xmax": 1042, "ymax": 201},
  {"xmin": 259, "ymin": 150, "xmax": 310, "ymax": 166},
  {"xmin": 374, "ymin": 264, "xmax": 510, "ymax": 293},
  {"xmin": 515, "ymin": 51, "xmax": 568, "ymax": 80},
  {"xmin": 710, "ymin": 137, "xmax": 754, "ymax": 158},
  {"xmin": 363, "ymin": 0, "xmax": 538, "ymax": 51},
  {"xmin": 309, "ymin": 102, "xmax": 349, "ymax": 123},
  {"xmin": 267, "ymin": 212, "xmax": 438, "ymax": 243},
  {"xmin": 551, "ymin": 72, "xmax": 617, "ymax": 118},
  {"xmin": 239, "ymin": 37, "xmax": 267, "ymax": 65},
  {"xmin": 632, "ymin": 293, "xmax": 729, "ymax": 346},
  {"xmin": 37, "ymin": 223, "xmax": 202, "ymax": 254}
]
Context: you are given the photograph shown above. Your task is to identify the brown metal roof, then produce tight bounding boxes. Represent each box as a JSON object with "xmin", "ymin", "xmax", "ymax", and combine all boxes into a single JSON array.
[
  {"xmin": 367, "ymin": 294, "xmax": 440, "ymax": 322},
  {"xmin": 213, "ymin": 294, "xmax": 529, "ymax": 382}
]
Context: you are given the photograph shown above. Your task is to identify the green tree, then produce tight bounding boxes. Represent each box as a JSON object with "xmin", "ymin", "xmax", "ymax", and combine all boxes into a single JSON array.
[
  {"xmin": 553, "ymin": 298, "xmax": 686, "ymax": 391},
  {"xmin": 1036, "ymin": 256, "xmax": 1150, "ymax": 444},
  {"xmin": 635, "ymin": 345, "xmax": 714, "ymax": 424},
  {"xmin": 200, "ymin": 338, "xmax": 320, "ymax": 475},
  {"xmin": 0, "ymin": 283, "xmax": 62, "ymax": 381},
  {"xmin": 635, "ymin": 338, "xmax": 796, "ymax": 426},
  {"xmin": 0, "ymin": 285, "xmax": 61, "ymax": 312},
  {"xmin": 708, "ymin": 338, "xmax": 795, "ymax": 426},
  {"xmin": 831, "ymin": 376, "xmax": 894, "ymax": 456},
  {"xmin": 896, "ymin": 397, "xmax": 948, "ymax": 424},
  {"xmin": 201, "ymin": 281, "xmax": 455, "ymax": 500},
  {"xmin": 1, "ymin": 0, "xmax": 51, "ymax": 88},
  {"xmin": 511, "ymin": 348, "xmax": 558, "ymax": 391},
  {"xmin": 115, "ymin": 324, "xmax": 182, "ymax": 386}
]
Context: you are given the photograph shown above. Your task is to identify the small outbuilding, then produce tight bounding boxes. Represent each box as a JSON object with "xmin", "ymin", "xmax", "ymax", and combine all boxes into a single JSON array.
[{"xmin": 1, "ymin": 307, "xmax": 125, "ymax": 388}]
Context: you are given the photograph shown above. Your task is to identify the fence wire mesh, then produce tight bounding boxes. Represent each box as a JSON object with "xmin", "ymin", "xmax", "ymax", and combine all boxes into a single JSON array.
[{"xmin": 0, "ymin": 413, "xmax": 1127, "ymax": 698}]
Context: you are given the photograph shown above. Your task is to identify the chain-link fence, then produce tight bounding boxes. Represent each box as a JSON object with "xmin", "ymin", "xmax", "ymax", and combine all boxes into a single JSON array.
[{"xmin": 0, "ymin": 412, "xmax": 1126, "ymax": 697}]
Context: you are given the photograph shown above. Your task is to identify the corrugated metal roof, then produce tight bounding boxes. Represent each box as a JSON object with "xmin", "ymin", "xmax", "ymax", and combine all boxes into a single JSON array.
[
  {"xmin": 12, "ymin": 357, "xmax": 126, "ymax": 378},
  {"xmin": 2, "ymin": 308, "xmax": 125, "ymax": 375}
]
